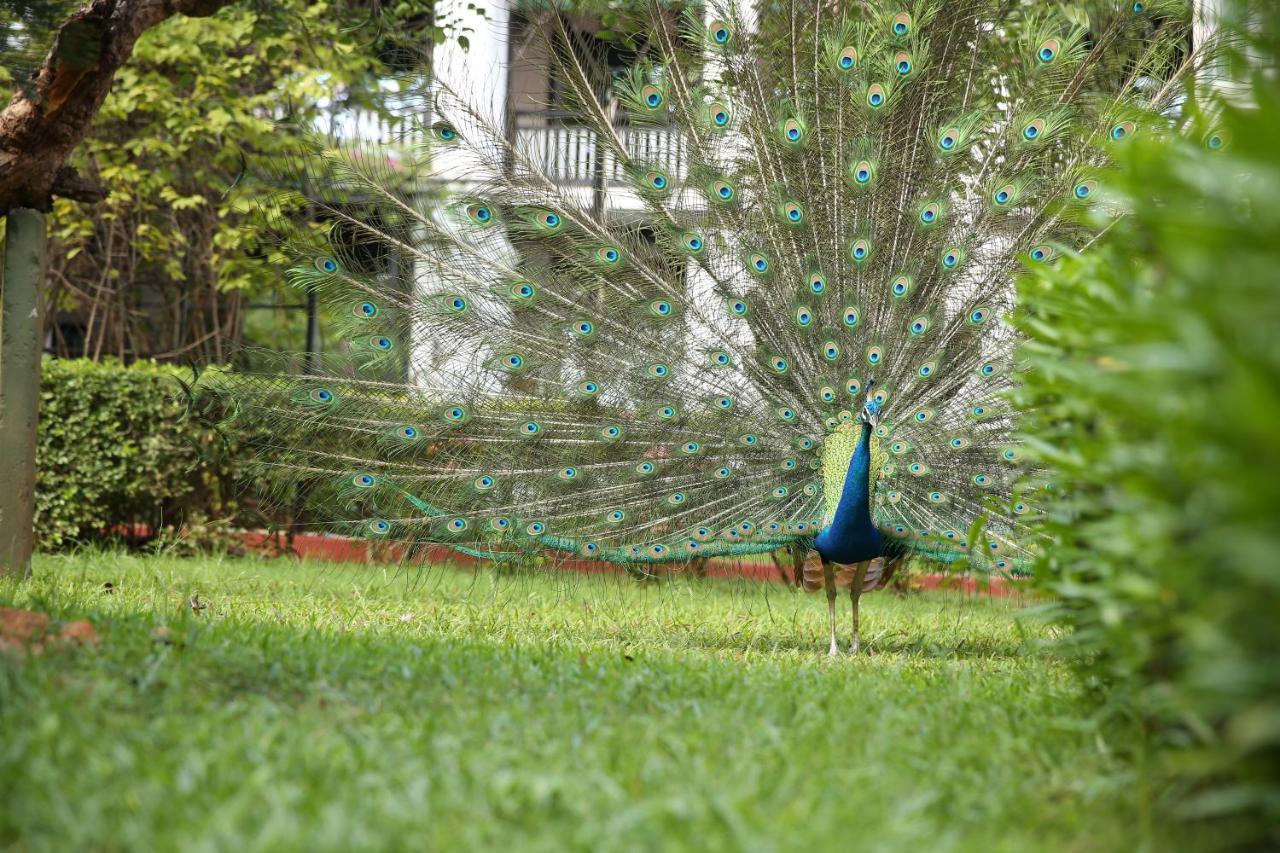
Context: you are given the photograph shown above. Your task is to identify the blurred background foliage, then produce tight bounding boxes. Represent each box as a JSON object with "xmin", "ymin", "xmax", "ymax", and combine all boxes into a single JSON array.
[
  {"xmin": 1015, "ymin": 4, "xmax": 1280, "ymax": 845},
  {"xmin": 2, "ymin": 0, "xmax": 450, "ymax": 364}
]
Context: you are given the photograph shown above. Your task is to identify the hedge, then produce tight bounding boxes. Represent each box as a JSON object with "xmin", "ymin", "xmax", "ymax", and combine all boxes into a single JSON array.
[{"xmin": 35, "ymin": 359, "xmax": 256, "ymax": 550}]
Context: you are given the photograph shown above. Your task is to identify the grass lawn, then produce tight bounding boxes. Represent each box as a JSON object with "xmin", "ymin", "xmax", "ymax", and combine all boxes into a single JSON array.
[{"xmin": 1, "ymin": 553, "xmax": 1155, "ymax": 851}]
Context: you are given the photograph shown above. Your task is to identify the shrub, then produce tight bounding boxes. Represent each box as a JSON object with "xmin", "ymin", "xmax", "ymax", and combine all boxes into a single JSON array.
[
  {"xmin": 35, "ymin": 359, "xmax": 253, "ymax": 549},
  {"xmin": 1014, "ymin": 61, "xmax": 1280, "ymax": 846}
]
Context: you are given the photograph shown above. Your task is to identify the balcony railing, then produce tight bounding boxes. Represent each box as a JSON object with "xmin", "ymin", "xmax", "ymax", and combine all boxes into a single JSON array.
[{"xmin": 511, "ymin": 110, "xmax": 690, "ymax": 187}]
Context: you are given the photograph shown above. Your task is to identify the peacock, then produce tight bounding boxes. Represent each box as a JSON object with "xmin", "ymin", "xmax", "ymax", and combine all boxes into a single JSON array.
[{"xmin": 214, "ymin": 0, "xmax": 1197, "ymax": 654}]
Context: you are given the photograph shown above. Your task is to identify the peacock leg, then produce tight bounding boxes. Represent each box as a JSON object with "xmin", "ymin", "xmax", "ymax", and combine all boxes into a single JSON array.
[
  {"xmin": 822, "ymin": 559, "xmax": 839, "ymax": 656},
  {"xmin": 849, "ymin": 561, "xmax": 871, "ymax": 655}
]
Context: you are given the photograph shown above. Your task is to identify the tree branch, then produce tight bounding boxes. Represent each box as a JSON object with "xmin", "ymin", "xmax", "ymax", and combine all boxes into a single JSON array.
[{"xmin": 0, "ymin": 0, "xmax": 239, "ymax": 214}]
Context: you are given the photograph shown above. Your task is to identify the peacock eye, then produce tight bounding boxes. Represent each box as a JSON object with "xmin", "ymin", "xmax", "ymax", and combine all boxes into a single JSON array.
[
  {"xmin": 781, "ymin": 118, "xmax": 805, "ymax": 144},
  {"xmin": 867, "ymin": 84, "xmax": 886, "ymax": 108},
  {"xmin": 895, "ymin": 52, "xmax": 912, "ymax": 75},
  {"xmin": 1110, "ymin": 121, "xmax": 1136, "ymax": 140},
  {"xmin": 809, "ymin": 272, "xmax": 826, "ymax": 293},
  {"xmin": 1074, "ymin": 180, "xmax": 1097, "ymax": 200},
  {"xmin": 850, "ymin": 239, "xmax": 870, "ymax": 261},
  {"xmin": 837, "ymin": 47, "xmax": 858, "ymax": 70},
  {"xmin": 641, "ymin": 85, "xmax": 663, "ymax": 109},
  {"xmin": 891, "ymin": 12, "xmax": 912, "ymax": 36},
  {"xmin": 891, "ymin": 275, "xmax": 912, "ymax": 297},
  {"xmin": 709, "ymin": 21, "xmax": 731, "ymax": 44},
  {"xmin": 1038, "ymin": 39, "xmax": 1060, "ymax": 63},
  {"xmin": 852, "ymin": 160, "xmax": 874, "ymax": 184},
  {"xmin": 431, "ymin": 122, "xmax": 459, "ymax": 142},
  {"xmin": 919, "ymin": 202, "xmax": 940, "ymax": 225},
  {"xmin": 843, "ymin": 306, "xmax": 860, "ymax": 327},
  {"xmin": 355, "ymin": 301, "xmax": 378, "ymax": 318},
  {"xmin": 710, "ymin": 179, "xmax": 736, "ymax": 202}
]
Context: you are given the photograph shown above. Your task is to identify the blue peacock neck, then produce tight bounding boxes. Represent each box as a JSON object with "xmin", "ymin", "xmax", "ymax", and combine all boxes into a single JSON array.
[{"xmin": 813, "ymin": 418, "xmax": 883, "ymax": 564}]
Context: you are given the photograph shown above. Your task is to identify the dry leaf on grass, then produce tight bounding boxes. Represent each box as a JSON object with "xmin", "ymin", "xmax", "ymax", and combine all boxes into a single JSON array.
[{"xmin": 0, "ymin": 606, "xmax": 99, "ymax": 656}]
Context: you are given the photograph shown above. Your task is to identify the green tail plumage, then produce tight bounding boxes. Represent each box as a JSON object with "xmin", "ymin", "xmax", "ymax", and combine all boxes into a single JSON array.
[{"xmin": 214, "ymin": 0, "xmax": 1199, "ymax": 574}]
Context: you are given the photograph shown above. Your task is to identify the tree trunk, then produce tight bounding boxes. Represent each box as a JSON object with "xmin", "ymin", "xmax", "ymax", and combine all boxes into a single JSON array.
[
  {"xmin": 0, "ymin": 209, "xmax": 47, "ymax": 576},
  {"xmin": 0, "ymin": 0, "xmax": 238, "ymax": 215}
]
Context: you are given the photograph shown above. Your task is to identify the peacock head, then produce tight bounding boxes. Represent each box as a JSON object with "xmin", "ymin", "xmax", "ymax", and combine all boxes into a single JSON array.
[{"xmin": 859, "ymin": 382, "xmax": 882, "ymax": 426}]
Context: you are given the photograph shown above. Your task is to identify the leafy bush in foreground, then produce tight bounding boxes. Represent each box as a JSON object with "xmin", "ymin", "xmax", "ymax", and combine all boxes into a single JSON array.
[{"xmin": 1015, "ymin": 48, "xmax": 1280, "ymax": 847}]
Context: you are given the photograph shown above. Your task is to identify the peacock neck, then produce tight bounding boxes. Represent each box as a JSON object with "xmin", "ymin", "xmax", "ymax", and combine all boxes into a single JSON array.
[{"xmin": 814, "ymin": 419, "xmax": 881, "ymax": 563}]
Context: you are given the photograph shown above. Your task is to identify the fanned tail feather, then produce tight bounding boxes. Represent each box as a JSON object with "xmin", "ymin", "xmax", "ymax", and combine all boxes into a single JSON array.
[{"xmin": 210, "ymin": 0, "xmax": 1203, "ymax": 573}]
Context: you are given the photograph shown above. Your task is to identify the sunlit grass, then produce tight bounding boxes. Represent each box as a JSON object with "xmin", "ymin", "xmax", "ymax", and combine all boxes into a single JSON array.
[{"xmin": 1, "ymin": 552, "xmax": 1154, "ymax": 851}]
